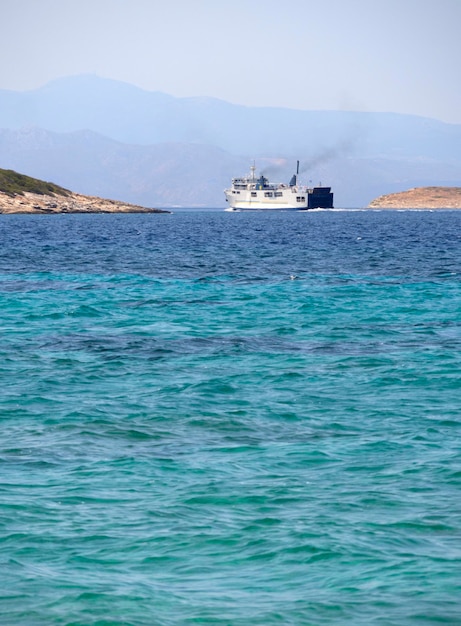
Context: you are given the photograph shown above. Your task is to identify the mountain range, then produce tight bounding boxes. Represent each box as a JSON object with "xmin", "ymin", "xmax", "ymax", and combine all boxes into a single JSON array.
[{"xmin": 0, "ymin": 74, "xmax": 460, "ymax": 207}]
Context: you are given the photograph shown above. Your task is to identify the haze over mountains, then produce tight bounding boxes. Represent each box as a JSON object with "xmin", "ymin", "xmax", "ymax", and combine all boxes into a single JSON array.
[{"xmin": 0, "ymin": 75, "xmax": 460, "ymax": 208}]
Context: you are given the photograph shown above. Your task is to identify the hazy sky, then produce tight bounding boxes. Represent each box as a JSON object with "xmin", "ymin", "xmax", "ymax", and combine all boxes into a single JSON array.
[{"xmin": 2, "ymin": 0, "xmax": 461, "ymax": 123}]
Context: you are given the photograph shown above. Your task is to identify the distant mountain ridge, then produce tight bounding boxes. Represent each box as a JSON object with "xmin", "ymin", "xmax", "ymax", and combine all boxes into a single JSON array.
[
  {"xmin": 0, "ymin": 127, "xmax": 245, "ymax": 207},
  {"xmin": 2, "ymin": 75, "xmax": 460, "ymax": 157},
  {"xmin": 0, "ymin": 75, "xmax": 460, "ymax": 207}
]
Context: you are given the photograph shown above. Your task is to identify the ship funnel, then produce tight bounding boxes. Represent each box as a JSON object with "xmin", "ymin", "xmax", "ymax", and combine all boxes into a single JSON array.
[{"xmin": 290, "ymin": 161, "xmax": 300, "ymax": 187}]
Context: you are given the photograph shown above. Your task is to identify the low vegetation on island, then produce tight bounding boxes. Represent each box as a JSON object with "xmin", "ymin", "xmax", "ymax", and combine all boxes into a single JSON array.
[
  {"xmin": 0, "ymin": 169, "xmax": 71, "ymax": 198},
  {"xmin": 0, "ymin": 168, "xmax": 169, "ymax": 214},
  {"xmin": 368, "ymin": 186, "xmax": 461, "ymax": 209}
]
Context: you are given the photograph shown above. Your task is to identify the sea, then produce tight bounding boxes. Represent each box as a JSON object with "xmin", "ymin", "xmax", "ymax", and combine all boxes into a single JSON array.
[{"xmin": 1, "ymin": 208, "xmax": 460, "ymax": 626}]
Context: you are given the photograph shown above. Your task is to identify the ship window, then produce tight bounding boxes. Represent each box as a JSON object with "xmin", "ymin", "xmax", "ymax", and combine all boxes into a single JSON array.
[
  {"xmin": 274, "ymin": 191, "xmax": 283, "ymax": 197},
  {"xmin": 296, "ymin": 196, "xmax": 305, "ymax": 202},
  {"xmin": 251, "ymin": 192, "xmax": 257, "ymax": 197},
  {"xmin": 264, "ymin": 192, "xmax": 273, "ymax": 198}
]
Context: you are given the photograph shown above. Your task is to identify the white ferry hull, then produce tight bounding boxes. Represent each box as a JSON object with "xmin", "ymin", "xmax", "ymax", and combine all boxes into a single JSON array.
[
  {"xmin": 228, "ymin": 204, "xmax": 300, "ymax": 210},
  {"xmin": 224, "ymin": 193, "xmax": 305, "ymax": 211}
]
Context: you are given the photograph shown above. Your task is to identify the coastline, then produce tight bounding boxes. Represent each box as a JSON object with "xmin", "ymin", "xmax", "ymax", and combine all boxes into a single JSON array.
[{"xmin": 0, "ymin": 190, "xmax": 170, "ymax": 214}]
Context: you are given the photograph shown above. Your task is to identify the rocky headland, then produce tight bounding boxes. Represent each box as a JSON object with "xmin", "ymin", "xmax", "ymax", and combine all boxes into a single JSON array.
[
  {"xmin": 0, "ymin": 168, "xmax": 169, "ymax": 214},
  {"xmin": 0, "ymin": 190, "xmax": 170, "ymax": 214},
  {"xmin": 368, "ymin": 187, "xmax": 461, "ymax": 209}
]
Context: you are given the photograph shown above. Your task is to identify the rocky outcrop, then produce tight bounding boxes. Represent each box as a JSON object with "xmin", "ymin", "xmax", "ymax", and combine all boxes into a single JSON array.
[
  {"xmin": 368, "ymin": 187, "xmax": 461, "ymax": 209},
  {"xmin": 0, "ymin": 190, "xmax": 170, "ymax": 214}
]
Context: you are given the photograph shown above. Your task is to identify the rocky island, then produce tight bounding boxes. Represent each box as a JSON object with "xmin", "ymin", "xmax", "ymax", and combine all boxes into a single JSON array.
[
  {"xmin": 0, "ymin": 168, "xmax": 169, "ymax": 214},
  {"xmin": 368, "ymin": 186, "xmax": 461, "ymax": 209}
]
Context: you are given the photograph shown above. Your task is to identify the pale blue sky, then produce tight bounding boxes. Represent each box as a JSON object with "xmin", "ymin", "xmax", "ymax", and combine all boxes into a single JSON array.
[{"xmin": 2, "ymin": 0, "xmax": 461, "ymax": 123}]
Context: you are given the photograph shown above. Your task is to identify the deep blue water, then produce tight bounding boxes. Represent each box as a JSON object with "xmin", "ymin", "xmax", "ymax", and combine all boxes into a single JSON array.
[{"xmin": 1, "ymin": 209, "xmax": 460, "ymax": 625}]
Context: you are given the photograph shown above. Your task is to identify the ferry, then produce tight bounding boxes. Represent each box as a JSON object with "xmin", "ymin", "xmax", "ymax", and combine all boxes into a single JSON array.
[{"xmin": 224, "ymin": 162, "xmax": 333, "ymax": 211}]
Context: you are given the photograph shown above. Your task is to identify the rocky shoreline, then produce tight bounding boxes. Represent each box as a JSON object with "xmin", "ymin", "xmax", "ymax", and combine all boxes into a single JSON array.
[
  {"xmin": 0, "ymin": 190, "xmax": 170, "ymax": 214},
  {"xmin": 368, "ymin": 187, "xmax": 461, "ymax": 209}
]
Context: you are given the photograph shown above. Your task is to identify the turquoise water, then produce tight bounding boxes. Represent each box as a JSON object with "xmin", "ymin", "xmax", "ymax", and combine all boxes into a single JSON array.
[{"xmin": 1, "ymin": 210, "xmax": 460, "ymax": 625}]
